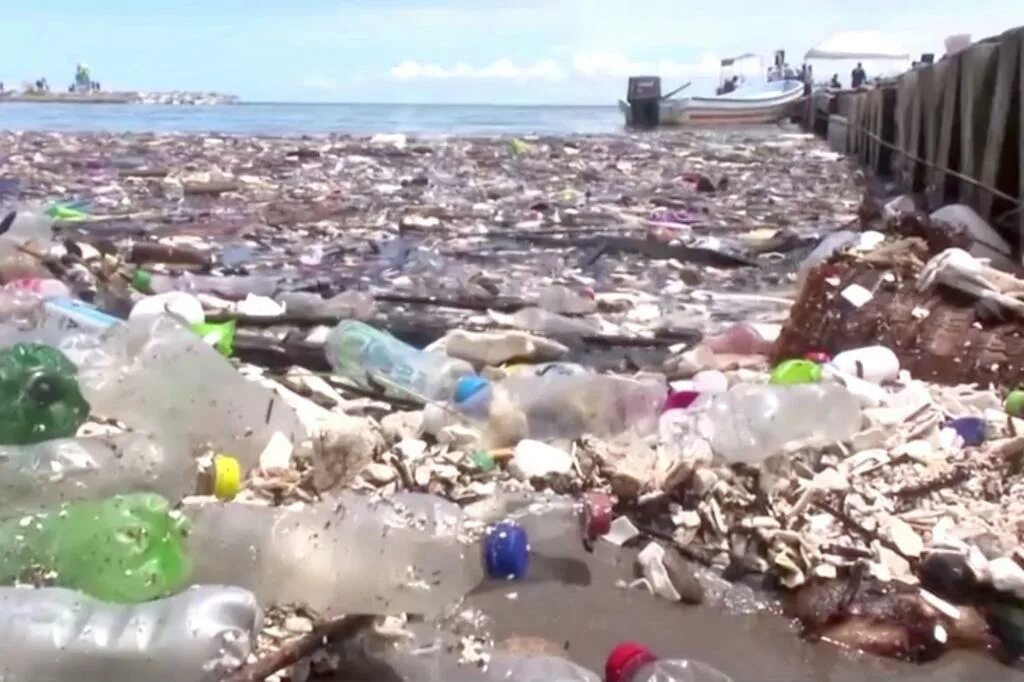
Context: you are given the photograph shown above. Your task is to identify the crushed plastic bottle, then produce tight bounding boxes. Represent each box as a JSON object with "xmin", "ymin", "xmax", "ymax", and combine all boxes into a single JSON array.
[
  {"xmin": 131, "ymin": 270, "xmax": 280, "ymax": 300},
  {"xmin": 455, "ymin": 373, "xmax": 667, "ymax": 446},
  {"xmin": 605, "ymin": 643, "xmax": 734, "ymax": 682},
  {"xmin": 325, "ymin": 320, "xmax": 477, "ymax": 402},
  {"xmin": 0, "ymin": 493, "xmax": 191, "ymax": 602},
  {"xmin": 0, "ymin": 291, "xmax": 120, "ymax": 347},
  {"xmin": 0, "ymin": 585, "xmax": 261, "ymax": 682},
  {"xmin": 183, "ymin": 491, "xmax": 532, "ymax": 617},
  {"xmin": 72, "ymin": 315, "xmax": 302, "ymax": 469},
  {"xmin": 0, "ymin": 343, "xmax": 90, "ymax": 445},
  {"xmin": 0, "ymin": 432, "xmax": 241, "ymax": 514},
  {"xmin": 277, "ymin": 290, "xmax": 376, "ymax": 320},
  {"xmin": 682, "ymin": 383, "xmax": 862, "ymax": 464}
]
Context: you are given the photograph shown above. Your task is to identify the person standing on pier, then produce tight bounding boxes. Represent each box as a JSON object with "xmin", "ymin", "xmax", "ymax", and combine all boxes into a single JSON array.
[{"xmin": 851, "ymin": 62, "xmax": 867, "ymax": 88}]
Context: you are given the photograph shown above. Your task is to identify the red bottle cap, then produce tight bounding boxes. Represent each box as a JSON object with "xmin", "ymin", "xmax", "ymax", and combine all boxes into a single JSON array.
[
  {"xmin": 606, "ymin": 642, "xmax": 658, "ymax": 682},
  {"xmin": 804, "ymin": 350, "xmax": 831, "ymax": 363},
  {"xmin": 663, "ymin": 390, "xmax": 699, "ymax": 412},
  {"xmin": 582, "ymin": 491, "xmax": 613, "ymax": 540}
]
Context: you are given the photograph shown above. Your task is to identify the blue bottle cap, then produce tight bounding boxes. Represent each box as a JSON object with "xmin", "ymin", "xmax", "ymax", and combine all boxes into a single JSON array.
[
  {"xmin": 483, "ymin": 521, "xmax": 529, "ymax": 580},
  {"xmin": 454, "ymin": 375, "xmax": 490, "ymax": 404}
]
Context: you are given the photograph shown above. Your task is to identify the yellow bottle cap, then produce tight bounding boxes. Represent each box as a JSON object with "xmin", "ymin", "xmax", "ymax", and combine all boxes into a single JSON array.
[{"xmin": 212, "ymin": 455, "xmax": 242, "ymax": 500}]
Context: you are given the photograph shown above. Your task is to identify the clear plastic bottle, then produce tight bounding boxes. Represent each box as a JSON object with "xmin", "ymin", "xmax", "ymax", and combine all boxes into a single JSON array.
[
  {"xmin": 182, "ymin": 491, "xmax": 529, "ymax": 617},
  {"xmin": 324, "ymin": 320, "xmax": 477, "ymax": 402},
  {"xmin": 132, "ymin": 270, "xmax": 280, "ymax": 300},
  {"xmin": 456, "ymin": 373, "xmax": 667, "ymax": 446},
  {"xmin": 0, "ymin": 585, "xmax": 261, "ymax": 682},
  {"xmin": 463, "ymin": 489, "xmax": 612, "ymax": 543},
  {"xmin": 0, "ymin": 432, "xmax": 241, "ymax": 514},
  {"xmin": 605, "ymin": 643, "xmax": 734, "ymax": 682},
  {"xmin": 680, "ymin": 383, "xmax": 862, "ymax": 464},
  {"xmin": 71, "ymin": 315, "xmax": 303, "ymax": 470},
  {"xmin": 0, "ymin": 290, "xmax": 120, "ymax": 348},
  {"xmin": 483, "ymin": 653, "xmax": 601, "ymax": 682}
]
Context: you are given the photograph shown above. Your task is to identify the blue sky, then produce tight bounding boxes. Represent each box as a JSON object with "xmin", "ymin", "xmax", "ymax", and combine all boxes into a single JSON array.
[{"xmin": 1, "ymin": 0, "xmax": 1022, "ymax": 104}]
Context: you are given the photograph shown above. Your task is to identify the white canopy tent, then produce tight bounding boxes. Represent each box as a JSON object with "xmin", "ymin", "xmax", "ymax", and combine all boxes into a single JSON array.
[
  {"xmin": 804, "ymin": 31, "xmax": 913, "ymax": 86},
  {"xmin": 804, "ymin": 31, "xmax": 912, "ymax": 61}
]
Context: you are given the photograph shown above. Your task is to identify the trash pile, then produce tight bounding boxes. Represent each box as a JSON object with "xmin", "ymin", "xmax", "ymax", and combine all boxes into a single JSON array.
[{"xmin": 6, "ymin": 126, "xmax": 1023, "ymax": 680}]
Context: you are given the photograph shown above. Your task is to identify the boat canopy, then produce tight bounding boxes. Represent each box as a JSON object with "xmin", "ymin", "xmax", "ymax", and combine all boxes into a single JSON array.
[{"xmin": 804, "ymin": 31, "xmax": 912, "ymax": 60}]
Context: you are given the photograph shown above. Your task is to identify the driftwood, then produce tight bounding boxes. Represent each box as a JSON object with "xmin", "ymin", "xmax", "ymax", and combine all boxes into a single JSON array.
[
  {"xmin": 509, "ymin": 234, "xmax": 757, "ymax": 268},
  {"xmin": 221, "ymin": 614, "xmax": 374, "ymax": 682},
  {"xmin": 128, "ymin": 242, "xmax": 212, "ymax": 266},
  {"xmin": 183, "ymin": 180, "xmax": 240, "ymax": 196}
]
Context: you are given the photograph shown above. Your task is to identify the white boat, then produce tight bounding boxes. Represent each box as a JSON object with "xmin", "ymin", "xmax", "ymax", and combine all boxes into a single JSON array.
[{"xmin": 619, "ymin": 78, "xmax": 806, "ymax": 126}]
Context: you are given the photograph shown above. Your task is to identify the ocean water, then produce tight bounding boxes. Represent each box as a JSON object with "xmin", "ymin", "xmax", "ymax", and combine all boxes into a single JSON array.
[{"xmin": 0, "ymin": 102, "xmax": 622, "ymax": 136}]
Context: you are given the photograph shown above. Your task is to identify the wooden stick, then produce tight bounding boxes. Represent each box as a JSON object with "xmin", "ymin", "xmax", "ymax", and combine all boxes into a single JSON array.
[{"xmin": 220, "ymin": 614, "xmax": 374, "ymax": 682}]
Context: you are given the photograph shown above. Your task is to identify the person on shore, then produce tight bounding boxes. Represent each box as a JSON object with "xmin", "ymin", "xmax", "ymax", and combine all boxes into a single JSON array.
[
  {"xmin": 783, "ymin": 63, "xmax": 796, "ymax": 79},
  {"xmin": 851, "ymin": 62, "xmax": 867, "ymax": 88},
  {"xmin": 721, "ymin": 76, "xmax": 739, "ymax": 94},
  {"xmin": 829, "ymin": 74, "xmax": 841, "ymax": 89}
]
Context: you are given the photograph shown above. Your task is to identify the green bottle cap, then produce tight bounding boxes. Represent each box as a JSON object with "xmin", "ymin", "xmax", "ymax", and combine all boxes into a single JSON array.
[
  {"xmin": 770, "ymin": 359, "xmax": 823, "ymax": 386},
  {"xmin": 131, "ymin": 269, "xmax": 153, "ymax": 293},
  {"xmin": 1007, "ymin": 389, "xmax": 1024, "ymax": 418},
  {"xmin": 0, "ymin": 493, "xmax": 192, "ymax": 603}
]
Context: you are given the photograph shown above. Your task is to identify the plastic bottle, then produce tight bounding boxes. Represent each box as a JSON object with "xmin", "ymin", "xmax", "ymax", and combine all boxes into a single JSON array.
[
  {"xmin": 685, "ymin": 383, "xmax": 862, "ymax": 464},
  {"xmin": 325, "ymin": 320, "xmax": 477, "ymax": 402},
  {"xmin": 0, "ymin": 343, "xmax": 90, "ymax": 445},
  {"xmin": 132, "ymin": 270, "xmax": 280, "ymax": 300},
  {"xmin": 509, "ymin": 306, "xmax": 601, "ymax": 336},
  {"xmin": 0, "ymin": 432, "xmax": 241, "ymax": 514},
  {"xmin": 829, "ymin": 345, "xmax": 900, "ymax": 384},
  {"xmin": 484, "ymin": 653, "xmax": 601, "ymax": 682},
  {"xmin": 455, "ymin": 373, "xmax": 667, "ymax": 446},
  {"xmin": 129, "ymin": 291, "xmax": 205, "ymax": 325},
  {"xmin": 605, "ymin": 643, "xmax": 734, "ymax": 682},
  {"xmin": 463, "ymin": 489, "xmax": 612, "ymax": 543},
  {"xmin": 0, "ymin": 585, "xmax": 261, "ymax": 682},
  {"xmin": 4, "ymin": 277, "xmax": 71, "ymax": 298},
  {"xmin": 0, "ymin": 291, "xmax": 121, "ymax": 347},
  {"xmin": 72, "ymin": 314, "xmax": 303, "ymax": 470},
  {"xmin": 277, "ymin": 290, "xmax": 376, "ymax": 320},
  {"xmin": 182, "ymin": 491, "xmax": 532, "ymax": 617},
  {"xmin": 0, "ymin": 492, "xmax": 191, "ymax": 602}
]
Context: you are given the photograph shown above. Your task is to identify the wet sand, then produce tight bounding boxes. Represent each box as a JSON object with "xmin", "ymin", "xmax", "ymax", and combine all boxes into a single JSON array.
[{"xmin": 467, "ymin": 533, "xmax": 1021, "ymax": 682}]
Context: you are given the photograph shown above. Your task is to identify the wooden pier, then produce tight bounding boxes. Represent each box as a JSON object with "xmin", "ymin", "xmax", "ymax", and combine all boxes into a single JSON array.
[{"xmin": 810, "ymin": 25, "xmax": 1023, "ymax": 254}]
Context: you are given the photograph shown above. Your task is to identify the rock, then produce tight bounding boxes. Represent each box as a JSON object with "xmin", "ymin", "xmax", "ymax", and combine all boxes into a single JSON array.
[
  {"xmin": 363, "ymin": 462, "xmax": 397, "ymax": 485},
  {"xmin": 690, "ymin": 468, "xmax": 719, "ymax": 497},
  {"xmin": 442, "ymin": 329, "xmax": 568, "ymax": 367},
  {"xmin": 888, "ymin": 518, "xmax": 924, "ymax": 558},
  {"xmin": 661, "ymin": 549, "xmax": 704, "ymax": 604},
  {"xmin": 989, "ymin": 557, "xmax": 1024, "ymax": 599},
  {"xmin": 380, "ymin": 411, "xmax": 423, "ymax": 443},
  {"xmin": 919, "ymin": 552, "xmax": 980, "ymax": 602},
  {"xmin": 508, "ymin": 439, "xmax": 573, "ymax": 480},
  {"xmin": 396, "ymin": 438, "xmax": 429, "ymax": 461}
]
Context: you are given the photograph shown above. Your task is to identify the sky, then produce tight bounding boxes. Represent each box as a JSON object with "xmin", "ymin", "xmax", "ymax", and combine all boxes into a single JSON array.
[{"xmin": 1, "ymin": 0, "xmax": 1022, "ymax": 105}]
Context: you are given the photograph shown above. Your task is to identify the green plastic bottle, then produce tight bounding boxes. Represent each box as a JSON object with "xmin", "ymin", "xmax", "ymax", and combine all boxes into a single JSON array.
[
  {"xmin": 769, "ymin": 359, "xmax": 823, "ymax": 385},
  {"xmin": 0, "ymin": 344, "xmax": 90, "ymax": 445},
  {"xmin": 0, "ymin": 493, "xmax": 192, "ymax": 603}
]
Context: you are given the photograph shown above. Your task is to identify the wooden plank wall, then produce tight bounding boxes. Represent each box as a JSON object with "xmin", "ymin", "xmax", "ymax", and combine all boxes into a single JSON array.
[{"xmin": 826, "ymin": 26, "xmax": 1023, "ymax": 256}]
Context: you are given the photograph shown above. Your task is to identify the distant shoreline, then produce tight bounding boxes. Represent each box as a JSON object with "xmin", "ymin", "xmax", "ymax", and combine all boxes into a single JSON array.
[{"xmin": 0, "ymin": 91, "xmax": 239, "ymax": 105}]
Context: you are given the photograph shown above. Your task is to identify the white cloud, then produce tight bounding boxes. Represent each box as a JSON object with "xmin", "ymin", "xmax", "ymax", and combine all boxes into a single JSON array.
[
  {"xmin": 300, "ymin": 75, "xmax": 340, "ymax": 92},
  {"xmin": 571, "ymin": 52, "xmax": 724, "ymax": 79},
  {"xmin": 390, "ymin": 58, "xmax": 566, "ymax": 81}
]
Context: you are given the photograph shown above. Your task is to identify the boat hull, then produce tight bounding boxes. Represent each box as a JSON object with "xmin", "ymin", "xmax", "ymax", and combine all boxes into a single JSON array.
[{"xmin": 620, "ymin": 79, "xmax": 805, "ymax": 127}]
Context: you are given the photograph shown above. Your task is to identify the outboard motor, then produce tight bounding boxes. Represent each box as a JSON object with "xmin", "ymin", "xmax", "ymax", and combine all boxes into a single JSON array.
[{"xmin": 626, "ymin": 76, "xmax": 661, "ymax": 128}]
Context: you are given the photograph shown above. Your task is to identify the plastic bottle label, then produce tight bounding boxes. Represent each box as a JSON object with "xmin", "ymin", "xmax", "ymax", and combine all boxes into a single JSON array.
[{"xmin": 43, "ymin": 297, "xmax": 120, "ymax": 335}]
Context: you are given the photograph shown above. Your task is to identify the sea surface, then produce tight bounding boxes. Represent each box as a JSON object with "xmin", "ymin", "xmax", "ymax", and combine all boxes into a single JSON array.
[{"xmin": 0, "ymin": 102, "xmax": 622, "ymax": 136}]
